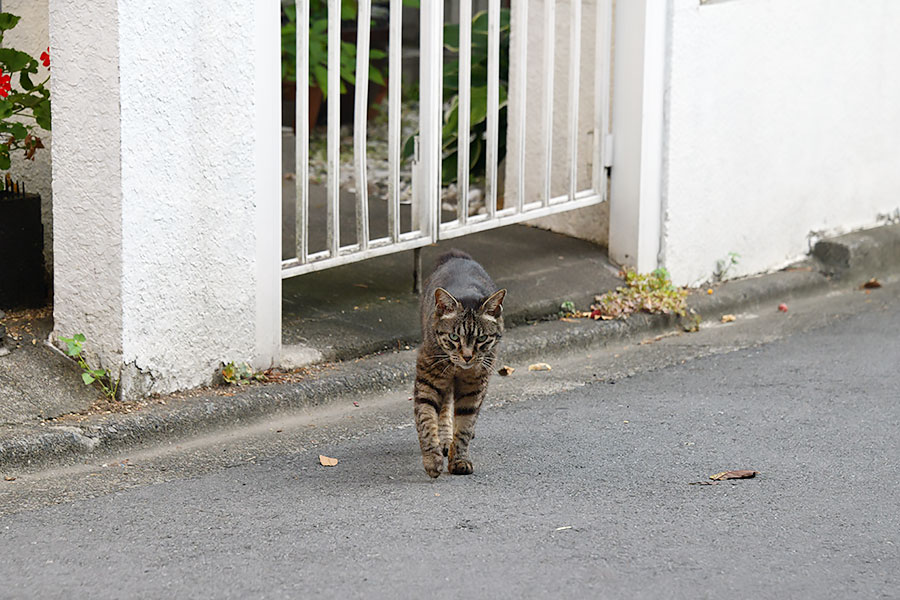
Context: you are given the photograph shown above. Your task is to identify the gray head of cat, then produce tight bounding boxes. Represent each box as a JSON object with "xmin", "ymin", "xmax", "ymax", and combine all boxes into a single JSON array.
[{"xmin": 432, "ymin": 287, "xmax": 506, "ymax": 369}]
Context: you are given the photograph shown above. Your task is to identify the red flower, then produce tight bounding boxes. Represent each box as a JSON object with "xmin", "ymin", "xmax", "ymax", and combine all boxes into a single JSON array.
[
  {"xmin": 40, "ymin": 47, "xmax": 50, "ymax": 68},
  {"xmin": 0, "ymin": 69, "xmax": 10, "ymax": 98}
]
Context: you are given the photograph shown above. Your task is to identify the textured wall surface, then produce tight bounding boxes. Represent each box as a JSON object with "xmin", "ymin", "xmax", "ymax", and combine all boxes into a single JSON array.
[
  {"xmin": 51, "ymin": 1, "xmax": 279, "ymax": 398},
  {"xmin": 49, "ymin": 0, "xmax": 124, "ymax": 364},
  {"xmin": 663, "ymin": 0, "xmax": 900, "ymax": 285},
  {"xmin": 117, "ymin": 1, "xmax": 273, "ymax": 397},
  {"xmin": 5, "ymin": 0, "xmax": 52, "ymax": 273}
]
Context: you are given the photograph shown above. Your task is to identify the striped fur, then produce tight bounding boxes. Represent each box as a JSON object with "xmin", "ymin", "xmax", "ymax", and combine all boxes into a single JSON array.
[{"xmin": 414, "ymin": 251, "xmax": 505, "ymax": 478}]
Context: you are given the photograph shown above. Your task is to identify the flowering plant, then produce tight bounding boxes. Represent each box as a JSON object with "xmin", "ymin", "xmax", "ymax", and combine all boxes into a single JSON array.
[{"xmin": 0, "ymin": 12, "xmax": 51, "ymax": 172}]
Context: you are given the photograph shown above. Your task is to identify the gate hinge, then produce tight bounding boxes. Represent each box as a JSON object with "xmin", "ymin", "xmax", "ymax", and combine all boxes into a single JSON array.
[{"xmin": 603, "ymin": 134, "xmax": 614, "ymax": 168}]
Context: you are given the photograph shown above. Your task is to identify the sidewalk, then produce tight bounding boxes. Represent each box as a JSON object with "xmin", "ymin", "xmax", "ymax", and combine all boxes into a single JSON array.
[{"xmin": 1, "ymin": 223, "xmax": 898, "ymax": 470}]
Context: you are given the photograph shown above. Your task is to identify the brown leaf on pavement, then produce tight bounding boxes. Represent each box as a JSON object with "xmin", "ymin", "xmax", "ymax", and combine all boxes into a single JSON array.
[
  {"xmin": 319, "ymin": 455, "xmax": 339, "ymax": 467},
  {"xmin": 710, "ymin": 470, "xmax": 759, "ymax": 481},
  {"xmin": 720, "ymin": 314, "xmax": 736, "ymax": 323},
  {"xmin": 497, "ymin": 365, "xmax": 515, "ymax": 376},
  {"xmin": 861, "ymin": 278, "xmax": 882, "ymax": 289},
  {"xmin": 528, "ymin": 363, "xmax": 552, "ymax": 372}
]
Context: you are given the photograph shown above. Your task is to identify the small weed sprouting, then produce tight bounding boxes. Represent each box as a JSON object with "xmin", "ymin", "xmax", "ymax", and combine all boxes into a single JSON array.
[
  {"xmin": 222, "ymin": 361, "xmax": 267, "ymax": 385},
  {"xmin": 714, "ymin": 252, "xmax": 740, "ymax": 282},
  {"xmin": 558, "ymin": 301, "xmax": 577, "ymax": 317},
  {"xmin": 590, "ymin": 268, "xmax": 689, "ymax": 320},
  {"xmin": 58, "ymin": 334, "xmax": 119, "ymax": 401}
]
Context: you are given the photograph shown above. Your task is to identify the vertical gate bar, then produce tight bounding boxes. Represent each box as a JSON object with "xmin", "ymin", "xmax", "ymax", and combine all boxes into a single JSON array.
[
  {"xmin": 418, "ymin": 0, "xmax": 443, "ymax": 240},
  {"xmin": 457, "ymin": 0, "xmax": 472, "ymax": 225},
  {"xmin": 296, "ymin": 0, "xmax": 310, "ymax": 263},
  {"xmin": 326, "ymin": 0, "xmax": 341, "ymax": 256},
  {"xmin": 567, "ymin": 0, "xmax": 582, "ymax": 201},
  {"xmin": 513, "ymin": 0, "xmax": 528, "ymax": 213},
  {"xmin": 387, "ymin": 0, "xmax": 402, "ymax": 243},
  {"xmin": 541, "ymin": 0, "xmax": 556, "ymax": 207},
  {"xmin": 593, "ymin": 0, "xmax": 613, "ymax": 196},
  {"xmin": 354, "ymin": 0, "xmax": 372, "ymax": 251},
  {"xmin": 485, "ymin": 0, "xmax": 500, "ymax": 217}
]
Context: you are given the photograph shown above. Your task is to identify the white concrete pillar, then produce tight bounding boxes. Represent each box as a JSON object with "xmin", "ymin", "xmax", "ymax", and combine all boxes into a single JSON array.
[
  {"xmin": 50, "ymin": 0, "xmax": 281, "ymax": 398},
  {"xmin": 608, "ymin": 0, "xmax": 669, "ymax": 272}
]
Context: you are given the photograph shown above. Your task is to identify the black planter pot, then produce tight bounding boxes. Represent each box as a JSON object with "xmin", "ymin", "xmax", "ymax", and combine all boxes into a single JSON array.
[{"xmin": 0, "ymin": 192, "xmax": 48, "ymax": 309}]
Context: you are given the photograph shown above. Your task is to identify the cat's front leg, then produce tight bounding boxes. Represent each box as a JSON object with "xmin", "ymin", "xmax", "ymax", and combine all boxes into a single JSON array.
[
  {"xmin": 414, "ymin": 374, "xmax": 448, "ymax": 478},
  {"xmin": 448, "ymin": 376, "xmax": 487, "ymax": 475}
]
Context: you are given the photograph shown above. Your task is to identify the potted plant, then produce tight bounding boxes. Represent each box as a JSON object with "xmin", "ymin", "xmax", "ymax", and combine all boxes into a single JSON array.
[
  {"xmin": 0, "ymin": 12, "xmax": 51, "ymax": 309},
  {"xmin": 281, "ymin": 0, "xmax": 388, "ymax": 131}
]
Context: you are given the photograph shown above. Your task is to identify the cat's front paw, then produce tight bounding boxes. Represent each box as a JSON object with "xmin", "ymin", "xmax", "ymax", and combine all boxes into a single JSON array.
[
  {"xmin": 448, "ymin": 458, "xmax": 474, "ymax": 475},
  {"xmin": 422, "ymin": 451, "xmax": 444, "ymax": 478}
]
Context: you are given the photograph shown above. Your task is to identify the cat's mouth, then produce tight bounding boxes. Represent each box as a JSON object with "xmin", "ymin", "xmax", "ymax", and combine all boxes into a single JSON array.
[{"xmin": 454, "ymin": 358, "xmax": 477, "ymax": 369}]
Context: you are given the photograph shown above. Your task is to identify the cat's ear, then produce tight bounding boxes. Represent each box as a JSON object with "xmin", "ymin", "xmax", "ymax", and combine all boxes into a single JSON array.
[
  {"xmin": 434, "ymin": 288, "xmax": 460, "ymax": 317},
  {"xmin": 479, "ymin": 289, "xmax": 506, "ymax": 319}
]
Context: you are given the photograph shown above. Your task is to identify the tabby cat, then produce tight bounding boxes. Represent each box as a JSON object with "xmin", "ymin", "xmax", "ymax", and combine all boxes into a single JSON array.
[{"xmin": 414, "ymin": 249, "xmax": 506, "ymax": 478}]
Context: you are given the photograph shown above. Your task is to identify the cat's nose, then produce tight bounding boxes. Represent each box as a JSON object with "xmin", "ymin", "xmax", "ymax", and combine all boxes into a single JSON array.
[{"xmin": 462, "ymin": 354, "xmax": 473, "ymax": 363}]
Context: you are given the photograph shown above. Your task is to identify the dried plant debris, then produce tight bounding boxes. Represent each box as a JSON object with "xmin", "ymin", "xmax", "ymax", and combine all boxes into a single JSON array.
[
  {"xmin": 861, "ymin": 278, "xmax": 882, "ymax": 289},
  {"xmin": 710, "ymin": 470, "xmax": 759, "ymax": 481},
  {"xmin": 720, "ymin": 314, "xmax": 737, "ymax": 323},
  {"xmin": 318, "ymin": 455, "xmax": 339, "ymax": 467},
  {"xmin": 527, "ymin": 363, "xmax": 552, "ymax": 372},
  {"xmin": 497, "ymin": 365, "xmax": 515, "ymax": 376},
  {"xmin": 591, "ymin": 269, "xmax": 688, "ymax": 320}
]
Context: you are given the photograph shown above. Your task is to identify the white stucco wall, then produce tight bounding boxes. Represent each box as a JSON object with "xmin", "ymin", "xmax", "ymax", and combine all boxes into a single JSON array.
[
  {"xmin": 662, "ymin": 0, "xmax": 900, "ymax": 285},
  {"xmin": 51, "ymin": 0, "xmax": 280, "ymax": 398},
  {"xmin": 4, "ymin": 0, "xmax": 52, "ymax": 274},
  {"xmin": 49, "ymin": 0, "xmax": 123, "ymax": 361}
]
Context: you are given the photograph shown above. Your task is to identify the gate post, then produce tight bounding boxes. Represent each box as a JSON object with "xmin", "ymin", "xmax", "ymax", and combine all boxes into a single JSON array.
[
  {"xmin": 50, "ymin": 0, "xmax": 281, "ymax": 398},
  {"xmin": 608, "ymin": 0, "xmax": 669, "ymax": 273}
]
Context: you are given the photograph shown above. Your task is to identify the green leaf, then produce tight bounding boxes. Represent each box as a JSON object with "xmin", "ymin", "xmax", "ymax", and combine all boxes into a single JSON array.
[
  {"xmin": 74, "ymin": 333, "xmax": 86, "ymax": 342},
  {"xmin": 0, "ymin": 48, "xmax": 33, "ymax": 72},
  {"xmin": 91, "ymin": 369, "xmax": 107, "ymax": 378},
  {"xmin": 9, "ymin": 122, "xmax": 26, "ymax": 140},
  {"xmin": 368, "ymin": 65, "xmax": 385, "ymax": 87},
  {"xmin": 402, "ymin": 134, "xmax": 415, "ymax": 160},
  {"xmin": 0, "ymin": 151, "xmax": 8, "ymax": 170},
  {"xmin": 34, "ymin": 99, "xmax": 52, "ymax": 131},
  {"xmin": 82, "ymin": 372, "xmax": 96, "ymax": 385},
  {"xmin": 0, "ymin": 13, "xmax": 21, "ymax": 32},
  {"xmin": 19, "ymin": 70, "xmax": 34, "ymax": 91}
]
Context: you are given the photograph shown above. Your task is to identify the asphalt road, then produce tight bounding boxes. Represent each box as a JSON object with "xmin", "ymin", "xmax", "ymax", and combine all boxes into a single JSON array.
[{"xmin": 1, "ymin": 282, "xmax": 899, "ymax": 599}]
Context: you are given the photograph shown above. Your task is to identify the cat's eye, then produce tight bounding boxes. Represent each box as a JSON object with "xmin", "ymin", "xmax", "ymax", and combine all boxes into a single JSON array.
[
  {"xmin": 448, "ymin": 333, "xmax": 460, "ymax": 341},
  {"xmin": 476, "ymin": 334, "xmax": 488, "ymax": 343}
]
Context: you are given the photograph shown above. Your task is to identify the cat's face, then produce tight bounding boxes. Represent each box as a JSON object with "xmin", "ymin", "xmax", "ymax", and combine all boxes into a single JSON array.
[{"xmin": 432, "ymin": 288, "xmax": 506, "ymax": 369}]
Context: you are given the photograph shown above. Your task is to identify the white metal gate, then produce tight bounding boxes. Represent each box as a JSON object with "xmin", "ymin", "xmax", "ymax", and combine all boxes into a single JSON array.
[{"xmin": 281, "ymin": 0, "xmax": 613, "ymax": 279}]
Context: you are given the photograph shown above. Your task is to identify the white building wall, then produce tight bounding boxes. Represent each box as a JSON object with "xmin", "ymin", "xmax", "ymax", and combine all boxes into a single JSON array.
[
  {"xmin": 663, "ymin": 0, "xmax": 900, "ymax": 285},
  {"xmin": 51, "ymin": 0, "xmax": 280, "ymax": 398},
  {"xmin": 4, "ymin": 0, "xmax": 52, "ymax": 274}
]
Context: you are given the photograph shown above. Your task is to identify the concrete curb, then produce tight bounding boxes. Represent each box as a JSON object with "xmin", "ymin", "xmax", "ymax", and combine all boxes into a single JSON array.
[{"xmin": 2, "ymin": 224, "xmax": 898, "ymax": 472}]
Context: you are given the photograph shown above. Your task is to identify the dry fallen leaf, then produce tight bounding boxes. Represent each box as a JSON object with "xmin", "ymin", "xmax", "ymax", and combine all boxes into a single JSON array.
[
  {"xmin": 710, "ymin": 470, "xmax": 759, "ymax": 481},
  {"xmin": 497, "ymin": 365, "xmax": 515, "ymax": 376},
  {"xmin": 720, "ymin": 314, "xmax": 736, "ymax": 323},
  {"xmin": 4, "ymin": 476, "xmax": 16, "ymax": 482},
  {"xmin": 861, "ymin": 278, "xmax": 882, "ymax": 289},
  {"xmin": 318, "ymin": 455, "xmax": 339, "ymax": 467},
  {"xmin": 528, "ymin": 363, "xmax": 552, "ymax": 372},
  {"xmin": 559, "ymin": 317, "xmax": 577, "ymax": 323}
]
